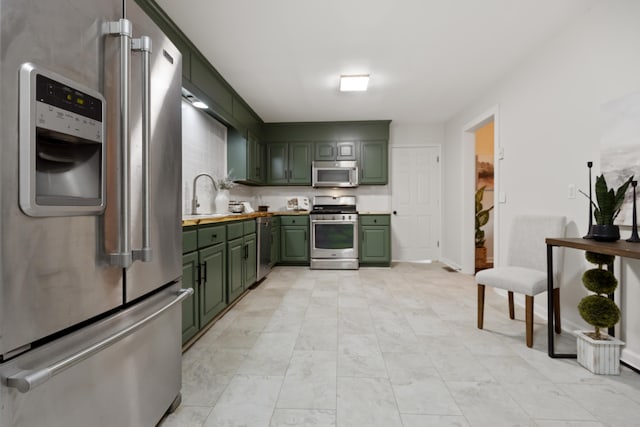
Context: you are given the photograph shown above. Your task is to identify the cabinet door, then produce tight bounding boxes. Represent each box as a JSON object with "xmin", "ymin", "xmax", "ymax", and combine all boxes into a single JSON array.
[
  {"xmin": 280, "ymin": 226, "xmax": 309, "ymax": 262},
  {"xmin": 270, "ymin": 225, "xmax": 280, "ymax": 264},
  {"xmin": 288, "ymin": 142, "xmax": 312, "ymax": 184},
  {"xmin": 336, "ymin": 141, "xmax": 357, "ymax": 161},
  {"xmin": 314, "ymin": 142, "xmax": 336, "ymax": 160},
  {"xmin": 227, "ymin": 238, "xmax": 244, "ymax": 302},
  {"xmin": 360, "ymin": 226, "xmax": 390, "ymax": 264},
  {"xmin": 247, "ymin": 131, "xmax": 263, "ymax": 183},
  {"xmin": 266, "ymin": 142, "xmax": 288, "ymax": 185},
  {"xmin": 359, "ymin": 140, "xmax": 388, "ymax": 184},
  {"xmin": 182, "ymin": 252, "xmax": 199, "ymax": 345},
  {"xmin": 199, "ymin": 243, "xmax": 227, "ymax": 326},
  {"xmin": 243, "ymin": 233, "xmax": 257, "ymax": 288}
]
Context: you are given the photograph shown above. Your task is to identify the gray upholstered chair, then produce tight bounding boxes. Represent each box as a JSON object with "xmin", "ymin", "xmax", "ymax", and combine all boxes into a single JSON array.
[{"xmin": 475, "ymin": 215, "xmax": 566, "ymax": 347}]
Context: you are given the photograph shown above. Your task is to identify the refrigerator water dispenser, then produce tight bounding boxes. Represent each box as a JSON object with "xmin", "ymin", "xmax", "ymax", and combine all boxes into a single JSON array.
[{"xmin": 19, "ymin": 63, "xmax": 106, "ymax": 216}]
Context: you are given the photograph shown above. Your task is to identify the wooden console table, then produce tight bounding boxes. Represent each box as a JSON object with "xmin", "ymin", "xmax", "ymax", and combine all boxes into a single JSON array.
[{"xmin": 546, "ymin": 237, "xmax": 640, "ymax": 358}]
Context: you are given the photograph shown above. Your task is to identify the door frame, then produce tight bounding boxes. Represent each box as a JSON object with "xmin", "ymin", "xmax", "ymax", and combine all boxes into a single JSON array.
[
  {"xmin": 390, "ymin": 144, "xmax": 442, "ymax": 262},
  {"xmin": 461, "ymin": 106, "xmax": 500, "ymax": 274}
]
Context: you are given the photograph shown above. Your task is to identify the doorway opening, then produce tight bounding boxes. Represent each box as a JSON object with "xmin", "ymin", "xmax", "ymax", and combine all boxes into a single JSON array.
[
  {"xmin": 474, "ymin": 122, "xmax": 495, "ymax": 272},
  {"xmin": 461, "ymin": 106, "xmax": 500, "ymax": 275}
]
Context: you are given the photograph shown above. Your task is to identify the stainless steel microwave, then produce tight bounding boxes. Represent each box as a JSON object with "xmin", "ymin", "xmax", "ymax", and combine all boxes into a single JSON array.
[{"xmin": 312, "ymin": 160, "xmax": 359, "ymax": 188}]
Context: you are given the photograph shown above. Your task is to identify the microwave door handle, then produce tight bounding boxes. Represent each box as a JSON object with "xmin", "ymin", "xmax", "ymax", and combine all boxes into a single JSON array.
[
  {"xmin": 131, "ymin": 36, "xmax": 152, "ymax": 262},
  {"xmin": 106, "ymin": 19, "xmax": 133, "ymax": 268}
]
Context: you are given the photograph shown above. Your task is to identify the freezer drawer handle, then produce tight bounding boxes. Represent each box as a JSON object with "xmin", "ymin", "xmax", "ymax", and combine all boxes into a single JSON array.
[{"xmin": 5, "ymin": 288, "xmax": 193, "ymax": 394}]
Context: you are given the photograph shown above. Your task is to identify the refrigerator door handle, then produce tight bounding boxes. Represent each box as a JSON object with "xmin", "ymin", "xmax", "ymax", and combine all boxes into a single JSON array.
[
  {"xmin": 4, "ymin": 288, "xmax": 193, "ymax": 394},
  {"xmin": 131, "ymin": 36, "xmax": 153, "ymax": 262},
  {"xmin": 106, "ymin": 19, "xmax": 133, "ymax": 268}
]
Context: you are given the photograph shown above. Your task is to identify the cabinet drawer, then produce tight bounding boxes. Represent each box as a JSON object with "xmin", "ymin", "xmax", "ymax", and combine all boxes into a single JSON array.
[
  {"xmin": 183, "ymin": 228, "xmax": 198, "ymax": 253},
  {"xmin": 227, "ymin": 221, "xmax": 244, "ymax": 240},
  {"xmin": 243, "ymin": 219, "xmax": 256, "ymax": 235},
  {"xmin": 360, "ymin": 215, "xmax": 390, "ymax": 226},
  {"xmin": 271, "ymin": 216, "xmax": 281, "ymax": 226},
  {"xmin": 198, "ymin": 224, "xmax": 226, "ymax": 248},
  {"xmin": 280, "ymin": 216, "xmax": 309, "ymax": 226}
]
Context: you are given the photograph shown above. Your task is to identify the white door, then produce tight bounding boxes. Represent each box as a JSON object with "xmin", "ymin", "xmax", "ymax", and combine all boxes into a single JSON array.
[{"xmin": 391, "ymin": 146, "xmax": 441, "ymax": 261}]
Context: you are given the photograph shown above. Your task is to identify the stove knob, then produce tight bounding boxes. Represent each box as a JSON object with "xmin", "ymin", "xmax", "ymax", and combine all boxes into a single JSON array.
[{"xmin": 342, "ymin": 215, "xmax": 345, "ymax": 220}]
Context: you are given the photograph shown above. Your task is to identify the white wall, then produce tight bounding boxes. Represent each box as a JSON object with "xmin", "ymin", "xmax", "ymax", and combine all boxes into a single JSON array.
[
  {"xmin": 182, "ymin": 100, "xmax": 253, "ymax": 215},
  {"xmin": 442, "ymin": 0, "xmax": 640, "ymax": 367}
]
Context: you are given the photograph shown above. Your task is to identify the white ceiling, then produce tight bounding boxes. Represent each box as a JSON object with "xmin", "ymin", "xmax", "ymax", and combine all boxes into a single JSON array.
[{"xmin": 157, "ymin": 0, "xmax": 597, "ymax": 124}]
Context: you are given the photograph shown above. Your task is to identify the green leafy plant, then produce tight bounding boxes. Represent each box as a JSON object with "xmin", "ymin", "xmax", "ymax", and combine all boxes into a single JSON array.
[
  {"xmin": 475, "ymin": 186, "xmax": 494, "ymax": 248},
  {"xmin": 589, "ymin": 174, "xmax": 633, "ymax": 225},
  {"xmin": 578, "ymin": 252, "xmax": 620, "ymax": 340}
]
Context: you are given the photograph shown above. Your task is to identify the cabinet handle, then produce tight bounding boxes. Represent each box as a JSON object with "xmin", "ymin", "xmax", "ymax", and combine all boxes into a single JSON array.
[
  {"xmin": 244, "ymin": 244, "xmax": 248, "ymax": 259},
  {"xmin": 212, "ymin": 234, "xmax": 217, "ymax": 240},
  {"xmin": 304, "ymin": 230, "xmax": 307, "ymax": 241},
  {"xmin": 373, "ymin": 219, "xmax": 377, "ymax": 223},
  {"xmin": 202, "ymin": 262, "xmax": 207, "ymax": 283}
]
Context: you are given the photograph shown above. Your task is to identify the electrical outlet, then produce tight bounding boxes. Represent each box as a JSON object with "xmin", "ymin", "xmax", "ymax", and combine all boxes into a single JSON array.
[{"xmin": 568, "ymin": 184, "xmax": 576, "ymax": 199}]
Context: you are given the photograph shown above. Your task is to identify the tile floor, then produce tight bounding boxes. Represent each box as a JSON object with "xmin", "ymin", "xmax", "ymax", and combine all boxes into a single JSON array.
[{"xmin": 159, "ymin": 262, "xmax": 640, "ymax": 427}]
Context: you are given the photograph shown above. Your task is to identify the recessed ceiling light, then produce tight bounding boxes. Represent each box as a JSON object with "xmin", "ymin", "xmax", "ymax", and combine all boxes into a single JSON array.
[
  {"xmin": 192, "ymin": 100, "xmax": 208, "ymax": 109},
  {"xmin": 340, "ymin": 75, "xmax": 369, "ymax": 92}
]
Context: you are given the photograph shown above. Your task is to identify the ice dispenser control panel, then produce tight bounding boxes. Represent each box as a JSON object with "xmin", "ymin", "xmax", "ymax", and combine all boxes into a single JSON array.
[{"xmin": 19, "ymin": 63, "xmax": 106, "ymax": 217}]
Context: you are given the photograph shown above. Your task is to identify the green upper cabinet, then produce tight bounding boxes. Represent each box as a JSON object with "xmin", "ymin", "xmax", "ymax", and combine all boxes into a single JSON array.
[
  {"xmin": 228, "ymin": 128, "xmax": 264, "ymax": 185},
  {"xmin": 359, "ymin": 140, "xmax": 388, "ymax": 185},
  {"xmin": 266, "ymin": 142, "xmax": 312, "ymax": 185},
  {"xmin": 314, "ymin": 141, "xmax": 357, "ymax": 161},
  {"xmin": 314, "ymin": 141, "xmax": 335, "ymax": 161}
]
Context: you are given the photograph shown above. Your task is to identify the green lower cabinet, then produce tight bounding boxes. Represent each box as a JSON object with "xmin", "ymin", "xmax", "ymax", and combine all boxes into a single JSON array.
[
  {"xmin": 270, "ymin": 217, "xmax": 280, "ymax": 264},
  {"xmin": 199, "ymin": 243, "xmax": 226, "ymax": 326},
  {"xmin": 244, "ymin": 233, "xmax": 257, "ymax": 286},
  {"xmin": 280, "ymin": 216, "xmax": 309, "ymax": 264},
  {"xmin": 227, "ymin": 220, "xmax": 257, "ymax": 303},
  {"xmin": 359, "ymin": 215, "xmax": 391, "ymax": 266},
  {"xmin": 227, "ymin": 237, "xmax": 244, "ymax": 302},
  {"xmin": 181, "ymin": 251, "xmax": 199, "ymax": 344},
  {"xmin": 182, "ymin": 225, "xmax": 228, "ymax": 346}
]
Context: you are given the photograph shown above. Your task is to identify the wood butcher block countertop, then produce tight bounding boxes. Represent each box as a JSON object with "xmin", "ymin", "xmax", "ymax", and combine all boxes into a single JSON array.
[{"xmin": 182, "ymin": 210, "xmax": 309, "ymax": 227}]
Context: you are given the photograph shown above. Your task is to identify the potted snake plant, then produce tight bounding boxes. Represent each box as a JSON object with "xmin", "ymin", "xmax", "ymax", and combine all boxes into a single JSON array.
[{"xmin": 587, "ymin": 174, "xmax": 633, "ymax": 241}]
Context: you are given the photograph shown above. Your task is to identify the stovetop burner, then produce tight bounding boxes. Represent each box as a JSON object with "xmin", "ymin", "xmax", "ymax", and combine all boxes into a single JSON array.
[
  {"xmin": 310, "ymin": 195, "xmax": 357, "ymax": 215},
  {"xmin": 310, "ymin": 205, "xmax": 357, "ymax": 215}
]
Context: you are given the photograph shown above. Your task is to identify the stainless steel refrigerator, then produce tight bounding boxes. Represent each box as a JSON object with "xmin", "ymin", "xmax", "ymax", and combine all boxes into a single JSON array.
[{"xmin": 0, "ymin": 0, "xmax": 189, "ymax": 425}]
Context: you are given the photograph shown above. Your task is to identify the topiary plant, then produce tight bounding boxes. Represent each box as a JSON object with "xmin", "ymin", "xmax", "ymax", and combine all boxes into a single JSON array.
[{"xmin": 578, "ymin": 251, "xmax": 620, "ymax": 340}]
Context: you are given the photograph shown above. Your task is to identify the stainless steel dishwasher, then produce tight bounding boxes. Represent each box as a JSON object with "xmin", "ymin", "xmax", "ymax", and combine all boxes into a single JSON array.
[{"xmin": 256, "ymin": 217, "xmax": 273, "ymax": 281}]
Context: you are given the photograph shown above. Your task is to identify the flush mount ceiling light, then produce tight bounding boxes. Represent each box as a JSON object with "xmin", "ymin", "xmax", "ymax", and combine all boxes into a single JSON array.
[{"xmin": 339, "ymin": 74, "xmax": 369, "ymax": 92}]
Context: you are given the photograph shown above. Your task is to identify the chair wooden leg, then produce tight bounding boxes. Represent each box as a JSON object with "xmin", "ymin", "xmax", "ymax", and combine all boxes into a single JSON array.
[
  {"xmin": 553, "ymin": 288, "xmax": 562, "ymax": 334},
  {"xmin": 508, "ymin": 291, "xmax": 515, "ymax": 319},
  {"xmin": 477, "ymin": 284, "xmax": 485, "ymax": 329},
  {"xmin": 525, "ymin": 295, "xmax": 534, "ymax": 347}
]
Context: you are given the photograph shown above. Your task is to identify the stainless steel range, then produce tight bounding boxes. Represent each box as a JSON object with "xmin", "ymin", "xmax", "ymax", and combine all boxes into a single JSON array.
[{"xmin": 310, "ymin": 195, "xmax": 359, "ymax": 270}]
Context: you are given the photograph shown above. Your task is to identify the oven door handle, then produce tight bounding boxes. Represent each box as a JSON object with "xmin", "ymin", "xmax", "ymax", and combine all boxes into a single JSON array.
[{"xmin": 311, "ymin": 219, "xmax": 358, "ymax": 225}]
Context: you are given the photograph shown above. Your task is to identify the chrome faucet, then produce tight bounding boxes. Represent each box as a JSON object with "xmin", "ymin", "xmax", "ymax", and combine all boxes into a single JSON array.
[{"xmin": 191, "ymin": 173, "xmax": 217, "ymax": 214}]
